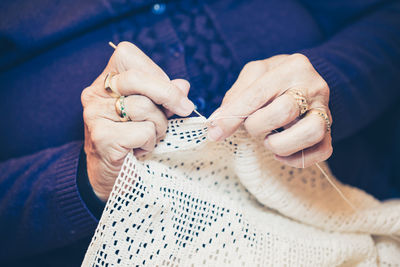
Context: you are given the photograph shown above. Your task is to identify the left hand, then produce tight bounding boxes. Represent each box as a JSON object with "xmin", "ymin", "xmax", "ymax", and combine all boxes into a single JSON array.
[{"xmin": 207, "ymin": 54, "xmax": 333, "ymax": 168}]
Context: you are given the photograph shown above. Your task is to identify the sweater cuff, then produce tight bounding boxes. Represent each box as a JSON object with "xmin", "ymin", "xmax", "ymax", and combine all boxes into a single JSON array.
[{"xmin": 54, "ymin": 141, "xmax": 99, "ymax": 238}]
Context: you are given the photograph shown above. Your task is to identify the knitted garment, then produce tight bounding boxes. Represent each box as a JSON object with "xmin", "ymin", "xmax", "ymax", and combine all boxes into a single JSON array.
[{"xmin": 82, "ymin": 117, "xmax": 400, "ymax": 266}]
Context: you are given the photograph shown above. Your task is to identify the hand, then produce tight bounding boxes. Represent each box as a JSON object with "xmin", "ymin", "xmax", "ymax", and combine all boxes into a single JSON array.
[
  {"xmin": 81, "ymin": 42, "xmax": 194, "ymax": 201},
  {"xmin": 207, "ymin": 54, "xmax": 333, "ymax": 168}
]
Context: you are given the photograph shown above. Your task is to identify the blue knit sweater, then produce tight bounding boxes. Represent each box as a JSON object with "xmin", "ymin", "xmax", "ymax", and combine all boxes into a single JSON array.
[{"xmin": 1, "ymin": 0, "xmax": 400, "ymax": 265}]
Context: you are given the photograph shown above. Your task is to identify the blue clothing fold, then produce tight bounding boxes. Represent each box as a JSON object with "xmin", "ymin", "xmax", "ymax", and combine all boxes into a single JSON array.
[{"xmin": 0, "ymin": 0, "xmax": 399, "ymax": 265}]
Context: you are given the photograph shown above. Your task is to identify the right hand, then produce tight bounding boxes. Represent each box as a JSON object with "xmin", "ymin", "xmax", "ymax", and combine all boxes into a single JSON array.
[{"xmin": 81, "ymin": 42, "xmax": 194, "ymax": 201}]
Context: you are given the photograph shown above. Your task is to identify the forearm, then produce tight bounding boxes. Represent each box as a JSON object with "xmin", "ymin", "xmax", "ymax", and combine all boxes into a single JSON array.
[{"xmin": 0, "ymin": 141, "xmax": 98, "ymax": 261}]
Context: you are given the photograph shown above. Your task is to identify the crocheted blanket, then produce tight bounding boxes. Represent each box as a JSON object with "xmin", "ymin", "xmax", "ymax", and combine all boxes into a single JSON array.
[{"xmin": 82, "ymin": 117, "xmax": 400, "ymax": 266}]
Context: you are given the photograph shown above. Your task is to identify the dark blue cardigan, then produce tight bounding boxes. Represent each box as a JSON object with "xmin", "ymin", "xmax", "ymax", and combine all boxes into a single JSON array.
[{"xmin": 1, "ymin": 0, "xmax": 400, "ymax": 265}]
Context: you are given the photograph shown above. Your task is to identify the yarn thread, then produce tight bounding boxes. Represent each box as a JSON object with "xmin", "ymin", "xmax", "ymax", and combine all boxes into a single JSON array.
[{"xmin": 203, "ymin": 113, "xmax": 357, "ymax": 211}]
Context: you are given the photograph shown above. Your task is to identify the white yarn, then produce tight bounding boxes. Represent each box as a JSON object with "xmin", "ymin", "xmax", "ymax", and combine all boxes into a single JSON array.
[{"xmin": 82, "ymin": 117, "xmax": 400, "ymax": 266}]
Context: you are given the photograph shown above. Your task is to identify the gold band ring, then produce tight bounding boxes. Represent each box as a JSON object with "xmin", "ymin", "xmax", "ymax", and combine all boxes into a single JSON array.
[
  {"xmin": 286, "ymin": 89, "xmax": 309, "ymax": 116},
  {"xmin": 307, "ymin": 108, "xmax": 331, "ymax": 132},
  {"xmin": 104, "ymin": 72, "xmax": 120, "ymax": 98},
  {"xmin": 115, "ymin": 96, "xmax": 130, "ymax": 122}
]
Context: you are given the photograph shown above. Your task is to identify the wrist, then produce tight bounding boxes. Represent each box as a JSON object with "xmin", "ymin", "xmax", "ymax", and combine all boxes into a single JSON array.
[
  {"xmin": 76, "ymin": 147, "xmax": 107, "ymax": 219},
  {"xmin": 86, "ymin": 166, "xmax": 110, "ymax": 202}
]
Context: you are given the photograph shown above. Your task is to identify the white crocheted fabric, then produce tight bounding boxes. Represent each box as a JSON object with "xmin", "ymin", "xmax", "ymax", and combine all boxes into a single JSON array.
[{"xmin": 82, "ymin": 117, "xmax": 400, "ymax": 266}]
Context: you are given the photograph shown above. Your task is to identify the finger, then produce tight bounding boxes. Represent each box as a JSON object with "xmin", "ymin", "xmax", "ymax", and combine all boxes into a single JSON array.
[
  {"xmin": 165, "ymin": 79, "xmax": 191, "ymax": 118},
  {"xmin": 107, "ymin": 41, "xmax": 169, "ymax": 80},
  {"xmin": 121, "ymin": 95, "xmax": 168, "ymax": 138},
  {"xmin": 112, "ymin": 120, "xmax": 157, "ymax": 153},
  {"xmin": 208, "ymin": 54, "xmax": 313, "ymax": 142},
  {"xmin": 221, "ymin": 60, "xmax": 269, "ymax": 106},
  {"xmin": 87, "ymin": 120, "xmax": 157, "ymax": 165},
  {"xmin": 90, "ymin": 41, "xmax": 170, "ymax": 92},
  {"xmin": 220, "ymin": 56, "xmax": 289, "ymax": 106},
  {"xmin": 244, "ymin": 93, "xmax": 300, "ymax": 137},
  {"xmin": 208, "ymin": 67, "xmax": 285, "ymax": 141},
  {"xmin": 93, "ymin": 95, "xmax": 168, "ymax": 138},
  {"xmin": 274, "ymin": 135, "xmax": 333, "ymax": 168},
  {"xmin": 264, "ymin": 109, "xmax": 328, "ymax": 156},
  {"xmin": 110, "ymin": 69, "xmax": 194, "ymax": 116}
]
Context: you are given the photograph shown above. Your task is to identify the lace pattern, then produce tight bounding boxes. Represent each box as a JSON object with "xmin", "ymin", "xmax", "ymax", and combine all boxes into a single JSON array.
[{"xmin": 82, "ymin": 118, "xmax": 400, "ymax": 266}]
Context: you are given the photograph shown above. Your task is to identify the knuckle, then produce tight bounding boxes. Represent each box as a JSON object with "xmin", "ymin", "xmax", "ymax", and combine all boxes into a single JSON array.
[
  {"xmin": 273, "ymin": 104, "xmax": 287, "ymax": 116},
  {"xmin": 243, "ymin": 87, "xmax": 264, "ymax": 107},
  {"xmin": 303, "ymin": 116, "xmax": 326, "ymax": 144},
  {"xmin": 142, "ymin": 124, "xmax": 157, "ymax": 149},
  {"xmin": 244, "ymin": 118, "xmax": 257, "ymax": 136},
  {"xmin": 280, "ymin": 111, "xmax": 292, "ymax": 126},
  {"xmin": 165, "ymin": 82, "xmax": 179, "ymax": 99},
  {"xmin": 115, "ymin": 41, "xmax": 135, "ymax": 58},
  {"xmin": 161, "ymin": 83, "xmax": 181, "ymax": 108},
  {"xmin": 266, "ymin": 137, "xmax": 280, "ymax": 154},
  {"xmin": 289, "ymin": 53, "xmax": 309, "ymax": 66},
  {"xmin": 130, "ymin": 95, "xmax": 155, "ymax": 114},
  {"xmin": 139, "ymin": 95, "xmax": 155, "ymax": 110},
  {"xmin": 222, "ymin": 89, "xmax": 234, "ymax": 104},
  {"xmin": 317, "ymin": 78, "xmax": 329, "ymax": 93},
  {"xmin": 313, "ymin": 121, "xmax": 326, "ymax": 143},
  {"xmin": 118, "ymin": 41, "xmax": 134, "ymax": 49},
  {"xmin": 83, "ymin": 106, "xmax": 97, "ymax": 121},
  {"xmin": 108, "ymin": 151, "xmax": 124, "ymax": 165},
  {"xmin": 267, "ymin": 136, "xmax": 292, "ymax": 157},
  {"xmin": 144, "ymin": 138, "xmax": 156, "ymax": 150},
  {"xmin": 279, "ymin": 100, "xmax": 297, "ymax": 123},
  {"xmin": 309, "ymin": 78, "xmax": 330, "ymax": 101},
  {"xmin": 158, "ymin": 119, "xmax": 168, "ymax": 137},
  {"xmin": 81, "ymin": 88, "xmax": 93, "ymax": 107},
  {"xmin": 90, "ymin": 126, "xmax": 108, "ymax": 144},
  {"xmin": 323, "ymin": 143, "xmax": 333, "ymax": 159},
  {"xmin": 243, "ymin": 60, "xmax": 265, "ymax": 72},
  {"xmin": 143, "ymin": 122, "xmax": 157, "ymax": 139}
]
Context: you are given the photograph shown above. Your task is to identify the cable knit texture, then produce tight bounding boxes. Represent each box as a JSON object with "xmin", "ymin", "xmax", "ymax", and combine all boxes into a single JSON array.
[{"xmin": 82, "ymin": 118, "xmax": 400, "ymax": 266}]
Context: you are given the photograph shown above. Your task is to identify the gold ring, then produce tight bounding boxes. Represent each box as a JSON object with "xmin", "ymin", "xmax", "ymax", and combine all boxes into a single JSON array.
[
  {"xmin": 104, "ymin": 72, "xmax": 120, "ymax": 98},
  {"xmin": 286, "ymin": 89, "xmax": 309, "ymax": 116},
  {"xmin": 307, "ymin": 108, "xmax": 331, "ymax": 132},
  {"xmin": 115, "ymin": 96, "xmax": 130, "ymax": 122}
]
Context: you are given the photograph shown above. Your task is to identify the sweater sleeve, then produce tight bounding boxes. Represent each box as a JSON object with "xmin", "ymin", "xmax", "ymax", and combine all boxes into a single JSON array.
[
  {"xmin": 299, "ymin": 0, "xmax": 400, "ymax": 142},
  {"xmin": 0, "ymin": 141, "xmax": 98, "ymax": 262}
]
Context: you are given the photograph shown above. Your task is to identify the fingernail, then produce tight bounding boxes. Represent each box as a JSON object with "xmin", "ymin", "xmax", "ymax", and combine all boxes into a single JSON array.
[
  {"xmin": 179, "ymin": 98, "xmax": 195, "ymax": 115},
  {"xmin": 207, "ymin": 126, "xmax": 224, "ymax": 141}
]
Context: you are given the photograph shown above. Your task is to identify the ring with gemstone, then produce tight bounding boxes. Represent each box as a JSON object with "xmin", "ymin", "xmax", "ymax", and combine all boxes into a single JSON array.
[
  {"xmin": 115, "ymin": 96, "xmax": 130, "ymax": 122},
  {"xmin": 104, "ymin": 72, "xmax": 120, "ymax": 98},
  {"xmin": 307, "ymin": 108, "xmax": 331, "ymax": 132},
  {"xmin": 286, "ymin": 89, "xmax": 309, "ymax": 116}
]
